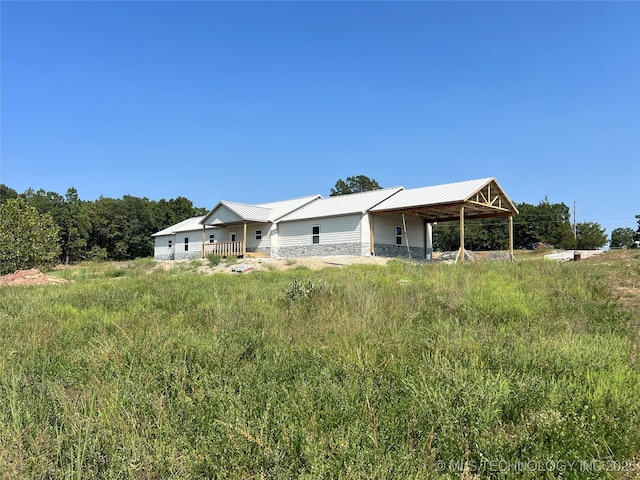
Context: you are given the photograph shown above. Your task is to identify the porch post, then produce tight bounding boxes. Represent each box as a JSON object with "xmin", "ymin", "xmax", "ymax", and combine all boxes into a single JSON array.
[
  {"xmin": 426, "ymin": 222, "xmax": 433, "ymax": 260},
  {"xmin": 509, "ymin": 215, "xmax": 514, "ymax": 260},
  {"xmin": 243, "ymin": 222, "xmax": 247, "ymax": 257},
  {"xmin": 458, "ymin": 205, "xmax": 465, "ymax": 263}
]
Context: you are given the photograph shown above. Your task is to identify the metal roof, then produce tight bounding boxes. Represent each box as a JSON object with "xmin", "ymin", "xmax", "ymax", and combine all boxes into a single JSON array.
[
  {"xmin": 219, "ymin": 201, "xmax": 272, "ymax": 222},
  {"xmin": 156, "ymin": 178, "xmax": 518, "ymax": 236},
  {"xmin": 257, "ymin": 194, "xmax": 322, "ymax": 221},
  {"xmin": 372, "ymin": 178, "xmax": 493, "ymax": 211},
  {"xmin": 199, "ymin": 194, "xmax": 322, "ymax": 226},
  {"xmin": 152, "ymin": 216, "xmax": 217, "ymax": 237},
  {"xmin": 278, "ymin": 187, "xmax": 403, "ymax": 222},
  {"xmin": 371, "ymin": 177, "xmax": 518, "ymax": 221}
]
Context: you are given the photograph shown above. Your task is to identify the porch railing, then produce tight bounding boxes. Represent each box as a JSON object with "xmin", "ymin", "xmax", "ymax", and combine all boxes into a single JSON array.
[{"xmin": 203, "ymin": 241, "xmax": 244, "ymax": 257}]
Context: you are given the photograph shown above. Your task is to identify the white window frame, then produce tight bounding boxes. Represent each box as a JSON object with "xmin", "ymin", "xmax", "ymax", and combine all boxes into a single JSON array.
[
  {"xmin": 255, "ymin": 229, "xmax": 262, "ymax": 240},
  {"xmin": 184, "ymin": 237, "xmax": 189, "ymax": 251},
  {"xmin": 395, "ymin": 226, "xmax": 403, "ymax": 245},
  {"xmin": 312, "ymin": 225, "xmax": 320, "ymax": 244},
  {"xmin": 209, "ymin": 234, "xmax": 215, "ymax": 244}
]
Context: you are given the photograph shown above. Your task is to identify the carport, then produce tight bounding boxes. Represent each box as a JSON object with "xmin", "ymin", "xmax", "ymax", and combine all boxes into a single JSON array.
[{"xmin": 370, "ymin": 177, "xmax": 520, "ymax": 262}]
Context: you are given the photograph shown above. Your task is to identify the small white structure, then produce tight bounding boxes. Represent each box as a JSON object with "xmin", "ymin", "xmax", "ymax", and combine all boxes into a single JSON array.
[{"xmin": 152, "ymin": 178, "xmax": 519, "ymax": 261}]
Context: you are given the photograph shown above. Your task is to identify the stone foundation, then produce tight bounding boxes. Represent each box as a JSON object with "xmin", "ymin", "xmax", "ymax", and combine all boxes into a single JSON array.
[
  {"xmin": 374, "ymin": 244, "xmax": 425, "ymax": 260},
  {"xmin": 278, "ymin": 243, "xmax": 361, "ymax": 258}
]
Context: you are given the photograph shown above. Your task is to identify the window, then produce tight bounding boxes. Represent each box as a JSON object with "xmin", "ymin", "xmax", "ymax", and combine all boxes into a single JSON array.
[
  {"xmin": 209, "ymin": 234, "xmax": 215, "ymax": 244},
  {"xmin": 184, "ymin": 237, "xmax": 189, "ymax": 251},
  {"xmin": 255, "ymin": 229, "xmax": 262, "ymax": 240},
  {"xmin": 168, "ymin": 240, "xmax": 172, "ymax": 249},
  {"xmin": 312, "ymin": 225, "xmax": 320, "ymax": 244},
  {"xmin": 395, "ymin": 226, "xmax": 403, "ymax": 245}
]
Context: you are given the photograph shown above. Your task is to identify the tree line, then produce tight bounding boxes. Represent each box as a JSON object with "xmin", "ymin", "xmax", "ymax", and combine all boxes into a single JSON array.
[{"xmin": 0, "ymin": 184, "xmax": 206, "ymax": 273}]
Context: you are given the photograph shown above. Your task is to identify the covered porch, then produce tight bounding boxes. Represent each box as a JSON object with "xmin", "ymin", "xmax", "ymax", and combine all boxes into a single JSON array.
[{"xmin": 199, "ymin": 220, "xmax": 271, "ymax": 258}]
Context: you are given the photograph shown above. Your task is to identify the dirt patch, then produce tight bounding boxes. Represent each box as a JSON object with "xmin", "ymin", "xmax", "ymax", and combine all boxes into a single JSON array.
[
  {"xmin": 152, "ymin": 255, "xmax": 393, "ymax": 275},
  {"xmin": 0, "ymin": 268, "xmax": 70, "ymax": 286}
]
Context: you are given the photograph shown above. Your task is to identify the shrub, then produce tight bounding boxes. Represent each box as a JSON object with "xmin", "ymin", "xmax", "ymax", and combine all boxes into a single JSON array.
[
  {"xmin": 0, "ymin": 197, "xmax": 60, "ymax": 274},
  {"xmin": 206, "ymin": 253, "xmax": 223, "ymax": 267},
  {"xmin": 283, "ymin": 277, "xmax": 331, "ymax": 303}
]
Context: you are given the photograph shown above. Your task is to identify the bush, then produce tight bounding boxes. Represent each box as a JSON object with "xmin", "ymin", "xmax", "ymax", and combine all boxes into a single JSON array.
[
  {"xmin": 283, "ymin": 277, "xmax": 331, "ymax": 303},
  {"xmin": 0, "ymin": 197, "xmax": 60, "ymax": 274},
  {"xmin": 206, "ymin": 253, "xmax": 223, "ymax": 266}
]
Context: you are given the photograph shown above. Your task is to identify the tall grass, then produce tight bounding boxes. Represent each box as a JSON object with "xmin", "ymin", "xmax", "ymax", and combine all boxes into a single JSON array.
[{"xmin": 0, "ymin": 256, "xmax": 638, "ymax": 478}]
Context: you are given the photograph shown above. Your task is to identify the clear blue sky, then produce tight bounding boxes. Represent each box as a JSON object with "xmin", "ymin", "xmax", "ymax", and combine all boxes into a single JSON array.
[{"xmin": 1, "ymin": 1, "xmax": 638, "ymax": 239}]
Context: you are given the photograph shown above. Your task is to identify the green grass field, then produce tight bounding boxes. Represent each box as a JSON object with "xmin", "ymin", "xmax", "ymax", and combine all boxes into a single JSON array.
[{"xmin": 0, "ymin": 252, "xmax": 638, "ymax": 479}]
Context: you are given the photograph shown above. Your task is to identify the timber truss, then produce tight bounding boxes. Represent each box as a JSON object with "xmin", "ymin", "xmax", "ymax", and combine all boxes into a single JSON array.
[{"xmin": 394, "ymin": 181, "xmax": 516, "ymax": 223}]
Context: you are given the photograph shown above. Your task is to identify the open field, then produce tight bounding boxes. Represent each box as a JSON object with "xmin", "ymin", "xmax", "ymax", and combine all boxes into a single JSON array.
[{"xmin": 0, "ymin": 251, "xmax": 639, "ymax": 478}]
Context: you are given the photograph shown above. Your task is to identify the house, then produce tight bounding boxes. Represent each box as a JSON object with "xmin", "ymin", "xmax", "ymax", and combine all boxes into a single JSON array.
[{"xmin": 152, "ymin": 177, "xmax": 519, "ymax": 261}]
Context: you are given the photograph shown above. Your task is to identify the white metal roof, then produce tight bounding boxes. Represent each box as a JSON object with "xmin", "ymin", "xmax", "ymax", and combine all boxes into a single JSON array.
[
  {"xmin": 219, "ymin": 201, "xmax": 273, "ymax": 222},
  {"xmin": 152, "ymin": 216, "xmax": 217, "ymax": 237},
  {"xmin": 200, "ymin": 194, "xmax": 322, "ymax": 225},
  {"xmin": 371, "ymin": 178, "xmax": 494, "ymax": 212},
  {"xmin": 278, "ymin": 187, "xmax": 403, "ymax": 222},
  {"xmin": 257, "ymin": 194, "xmax": 322, "ymax": 221}
]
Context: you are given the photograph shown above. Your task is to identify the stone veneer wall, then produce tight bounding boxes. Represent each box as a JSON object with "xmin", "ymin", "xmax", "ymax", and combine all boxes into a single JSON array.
[
  {"xmin": 174, "ymin": 250, "xmax": 202, "ymax": 261},
  {"xmin": 278, "ymin": 243, "xmax": 361, "ymax": 258},
  {"xmin": 374, "ymin": 244, "xmax": 425, "ymax": 260}
]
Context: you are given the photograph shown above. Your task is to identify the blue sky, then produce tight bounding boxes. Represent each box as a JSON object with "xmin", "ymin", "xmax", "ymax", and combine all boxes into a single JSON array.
[{"xmin": 1, "ymin": 1, "xmax": 638, "ymax": 238}]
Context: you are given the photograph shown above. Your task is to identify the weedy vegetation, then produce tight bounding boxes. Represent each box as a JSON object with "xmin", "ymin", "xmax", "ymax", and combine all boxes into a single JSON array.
[{"xmin": 0, "ymin": 252, "xmax": 638, "ymax": 478}]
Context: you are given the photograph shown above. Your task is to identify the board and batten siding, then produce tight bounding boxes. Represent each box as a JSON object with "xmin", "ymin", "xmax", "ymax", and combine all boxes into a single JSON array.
[{"xmin": 279, "ymin": 214, "xmax": 361, "ymax": 247}]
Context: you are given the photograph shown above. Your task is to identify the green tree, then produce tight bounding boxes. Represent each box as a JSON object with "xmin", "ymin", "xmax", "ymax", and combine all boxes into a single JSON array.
[
  {"xmin": 61, "ymin": 188, "xmax": 91, "ymax": 264},
  {"xmin": 433, "ymin": 218, "xmax": 509, "ymax": 251},
  {"xmin": 0, "ymin": 184, "xmax": 19, "ymax": 204},
  {"xmin": 514, "ymin": 199, "xmax": 575, "ymax": 249},
  {"xmin": 0, "ymin": 197, "xmax": 61, "ymax": 274},
  {"xmin": 610, "ymin": 227, "xmax": 636, "ymax": 249},
  {"xmin": 330, "ymin": 175, "xmax": 382, "ymax": 196},
  {"xmin": 575, "ymin": 222, "xmax": 607, "ymax": 249},
  {"xmin": 153, "ymin": 196, "xmax": 207, "ymax": 233}
]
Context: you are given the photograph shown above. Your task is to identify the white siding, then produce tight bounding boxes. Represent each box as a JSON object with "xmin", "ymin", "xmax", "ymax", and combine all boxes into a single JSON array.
[
  {"xmin": 174, "ymin": 229, "xmax": 207, "ymax": 260},
  {"xmin": 279, "ymin": 214, "xmax": 362, "ymax": 247},
  {"xmin": 373, "ymin": 213, "xmax": 424, "ymax": 248},
  {"xmin": 360, "ymin": 213, "xmax": 371, "ymax": 256},
  {"xmin": 244, "ymin": 223, "xmax": 271, "ymax": 251},
  {"xmin": 208, "ymin": 205, "xmax": 243, "ymax": 224},
  {"xmin": 153, "ymin": 234, "xmax": 176, "ymax": 260}
]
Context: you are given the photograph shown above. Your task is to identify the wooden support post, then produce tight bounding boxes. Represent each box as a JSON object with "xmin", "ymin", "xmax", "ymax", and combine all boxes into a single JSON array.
[
  {"xmin": 402, "ymin": 214, "xmax": 410, "ymax": 256},
  {"xmin": 509, "ymin": 215, "xmax": 515, "ymax": 260},
  {"xmin": 201, "ymin": 226, "xmax": 205, "ymax": 258},
  {"xmin": 369, "ymin": 213, "xmax": 375, "ymax": 256},
  {"xmin": 243, "ymin": 222, "xmax": 247, "ymax": 257},
  {"xmin": 458, "ymin": 205, "xmax": 465, "ymax": 263}
]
